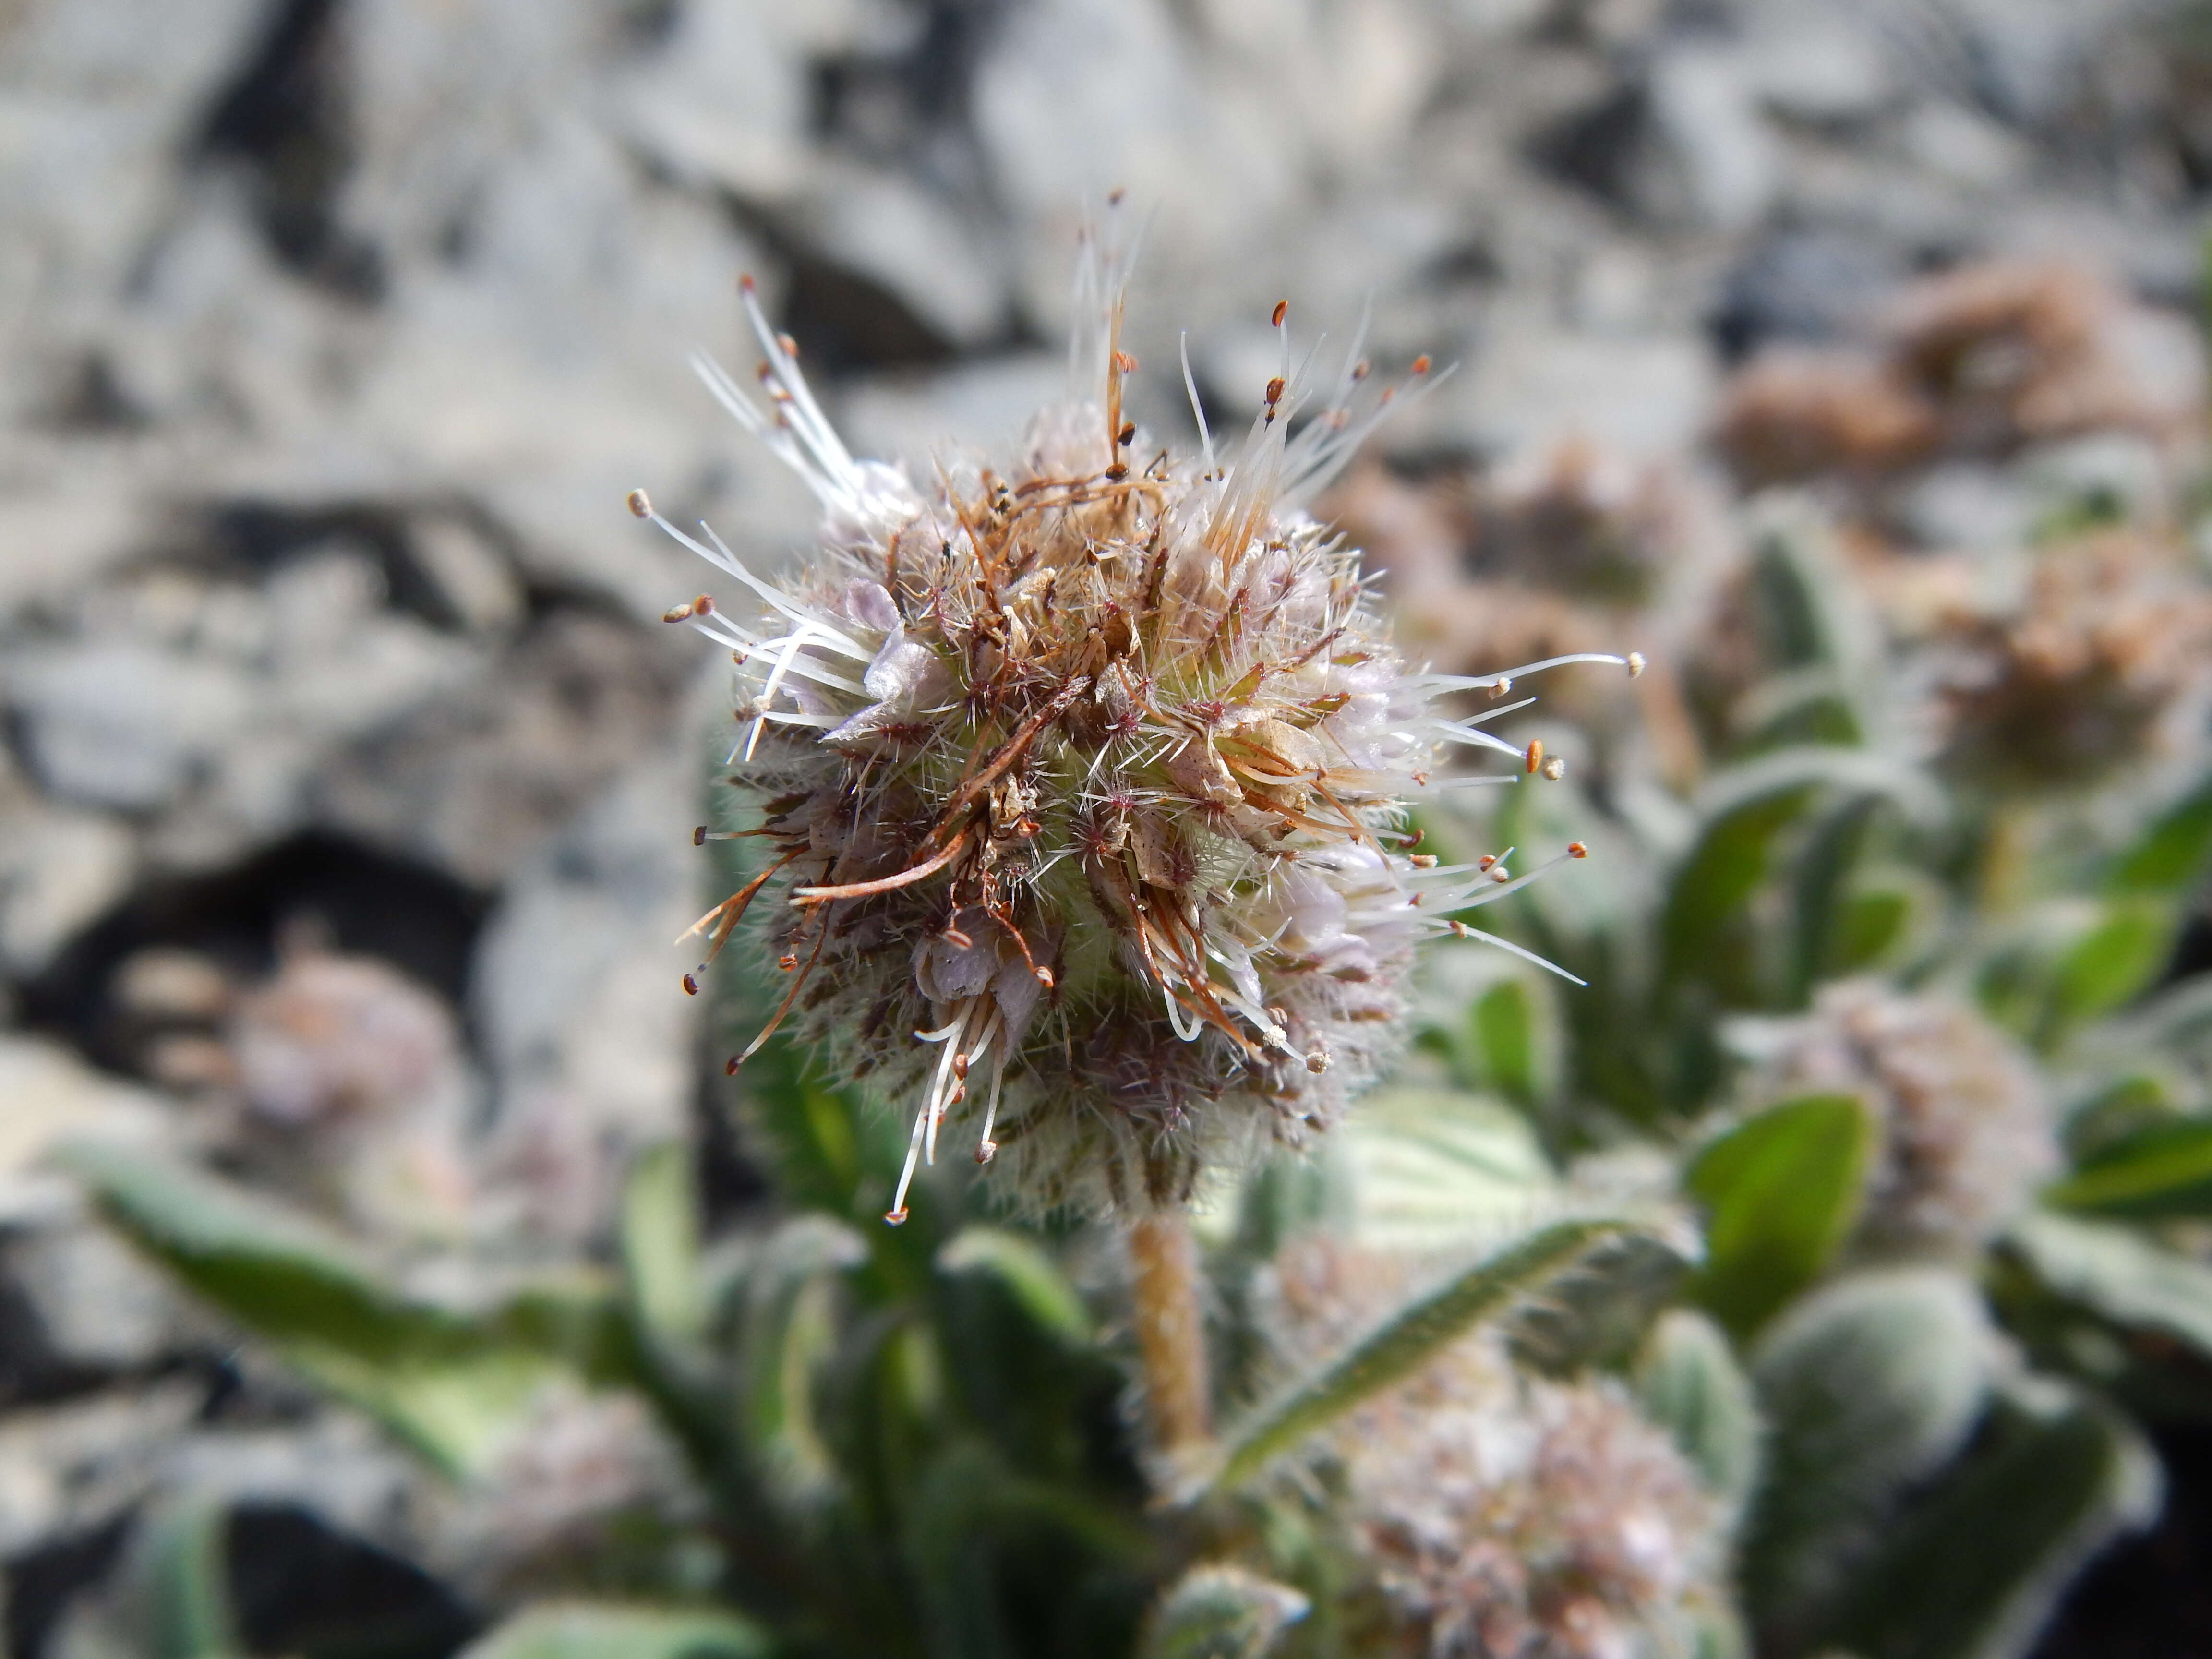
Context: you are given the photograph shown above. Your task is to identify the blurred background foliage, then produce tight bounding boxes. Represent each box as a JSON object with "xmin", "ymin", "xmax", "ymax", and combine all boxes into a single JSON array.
[{"xmin": 15, "ymin": 0, "xmax": 2212, "ymax": 1657}]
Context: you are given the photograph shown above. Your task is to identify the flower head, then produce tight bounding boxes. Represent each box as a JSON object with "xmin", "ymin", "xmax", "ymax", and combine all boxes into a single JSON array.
[
  {"xmin": 1754, "ymin": 979, "xmax": 2057, "ymax": 1257},
  {"xmin": 638, "ymin": 228, "xmax": 1633, "ymax": 1221},
  {"xmin": 1269, "ymin": 1242, "xmax": 1725, "ymax": 1659},
  {"xmin": 1932, "ymin": 530, "xmax": 2212, "ymax": 794}
]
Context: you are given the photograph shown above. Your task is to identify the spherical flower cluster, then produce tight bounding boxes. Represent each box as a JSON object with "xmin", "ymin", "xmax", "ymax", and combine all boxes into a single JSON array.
[
  {"xmin": 636, "ymin": 234, "xmax": 1633, "ymax": 1221},
  {"xmin": 1269, "ymin": 1243, "xmax": 1724, "ymax": 1659},
  {"xmin": 1755, "ymin": 979, "xmax": 2057, "ymax": 1257},
  {"xmin": 1932, "ymin": 530, "xmax": 2212, "ymax": 794}
]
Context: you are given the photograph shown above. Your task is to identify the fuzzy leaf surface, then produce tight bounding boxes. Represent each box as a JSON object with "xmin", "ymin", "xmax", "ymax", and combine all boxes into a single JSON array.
[
  {"xmin": 1636, "ymin": 1308, "xmax": 1764, "ymax": 1514},
  {"xmin": 1742, "ymin": 1269, "xmax": 1993, "ymax": 1645},
  {"xmin": 56, "ymin": 1141, "xmax": 579, "ymax": 1476},
  {"xmin": 1202, "ymin": 1216, "xmax": 1660, "ymax": 1493},
  {"xmin": 457, "ymin": 1603, "xmax": 769, "ymax": 1659},
  {"xmin": 1140, "ymin": 1565, "xmax": 1309, "ymax": 1659},
  {"xmin": 1816, "ymin": 1391, "xmax": 2160, "ymax": 1659},
  {"xmin": 2006, "ymin": 1210, "xmax": 2212, "ymax": 1359}
]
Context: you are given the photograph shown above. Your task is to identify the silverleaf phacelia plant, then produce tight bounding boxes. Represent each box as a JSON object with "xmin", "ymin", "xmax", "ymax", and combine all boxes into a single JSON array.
[{"xmin": 635, "ymin": 230, "xmax": 1636, "ymax": 1224}]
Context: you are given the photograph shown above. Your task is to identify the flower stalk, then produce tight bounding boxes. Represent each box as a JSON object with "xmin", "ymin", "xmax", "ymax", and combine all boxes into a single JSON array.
[{"xmin": 1126, "ymin": 1206, "xmax": 1211, "ymax": 1459}]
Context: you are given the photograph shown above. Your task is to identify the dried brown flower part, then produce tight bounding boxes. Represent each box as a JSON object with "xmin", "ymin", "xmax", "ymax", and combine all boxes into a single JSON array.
[
  {"xmin": 1714, "ymin": 261, "xmax": 2204, "ymax": 488},
  {"xmin": 1269, "ymin": 1242, "xmax": 1725, "ymax": 1659},
  {"xmin": 1327, "ymin": 446, "xmax": 1696, "ymax": 736},
  {"xmin": 1712, "ymin": 348, "xmax": 1940, "ymax": 488},
  {"xmin": 1882, "ymin": 262, "xmax": 2193, "ymax": 456},
  {"xmin": 1933, "ymin": 530, "xmax": 2212, "ymax": 793},
  {"xmin": 641, "ymin": 241, "xmax": 1625, "ymax": 1221},
  {"xmin": 1758, "ymin": 979, "xmax": 2057, "ymax": 1257}
]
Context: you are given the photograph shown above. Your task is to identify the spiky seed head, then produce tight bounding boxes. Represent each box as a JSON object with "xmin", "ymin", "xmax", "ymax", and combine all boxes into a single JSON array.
[
  {"xmin": 641, "ymin": 229, "xmax": 1628, "ymax": 1222},
  {"xmin": 1756, "ymin": 979, "xmax": 2057, "ymax": 1257}
]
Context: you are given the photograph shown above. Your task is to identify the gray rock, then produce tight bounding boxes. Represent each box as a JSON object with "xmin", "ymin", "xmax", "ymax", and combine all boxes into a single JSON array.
[
  {"xmin": 313, "ymin": 605, "xmax": 697, "ymax": 886},
  {"xmin": 837, "ymin": 354, "xmax": 1070, "ymax": 465},
  {"xmin": 0, "ymin": 1036, "xmax": 171, "ymax": 1228},
  {"xmin": 1743, "ymin": 11, "xmax": 1896, "ymax": 124},
  {"xmin": 7, "ymin": 640, "xmax": 250, "ymax": 811},
  {"xmin": 1646, "ymin": 46, "xmax": 1781, "ymax": 231},
  {"xmin": 4, "ymin": 1222, "xmax": 199, "ymax": 1373},
  {"xmin": 0, "ymin": 1381, "xmax": 205, "ymax": 1556},
  {"xmin": 1898, "ymin": 463, "xmax": 2036, "ymax": 551},
  {"xmin": 1901, "ymin": 98, "xmax": 2031, "ymax": 189},
  {"xmin": 0, "ymin": 780, "xmax": 136, "ymax": 976}
]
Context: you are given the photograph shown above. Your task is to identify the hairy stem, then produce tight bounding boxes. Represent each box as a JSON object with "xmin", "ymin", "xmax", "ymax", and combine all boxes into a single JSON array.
[
  {"xmin": 1126, "ymin": 1208, "xmax": 1212, "ymax": 1460},
  {"xmin": 1979, "ymin": 800, "xmax": 2037, "ymax": 914}
]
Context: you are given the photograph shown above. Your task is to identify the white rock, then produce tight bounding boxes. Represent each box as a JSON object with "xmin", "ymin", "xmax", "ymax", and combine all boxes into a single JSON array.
[
  {"xmin": 7, "ymin": 640, "xmax": 251, "ymax": 810},
  {"xmin": 8, "ymin": 1223, "xmax": 191, "ymax": 1371},
  {"xmin": 837, "ymin": 354, "xmax": 1069, "ymax": 465},
  {"xmin": 0, "ymin": 1381, "xmax": 204, "ymax": 1555},
  {"xmin": 1902, "ymin": 100, "xmax": 2030, "ymax": 190},
  {"xmin": 0, "ymin": 1034, "xmax": 170, "ymax": 1226},
  {"xmin": 470, "ymin": 729, "xmax": 705, "ymax": 1194},
  {"xmin": 1742, "ymin": 12, "xmax": 1894, "ymax": 123},
  {"xmin": 795, "ymin": 166, "xmax": 1010, "ymax": 347},
  {"xmin": 0, "ymin": 793, "xmax": 135, "ymax": 975},
  {"xmin": 0, "ymin": 0, "xmax": 264, "ymax": 355},
  {"xmin": 1646, "ymin": 46, "xmax": 1779, "ymax": 231},
  {"xmin": 1448, "ymin": 317, "xmax": 1717, "ymax": 463},
  {"xmin": 410, "ymin": 513, "xmax": 527, "ymax": 637},
  {"xmin": 159, "ymin": 1417, "xmax": 419, "ymax": 1541}
]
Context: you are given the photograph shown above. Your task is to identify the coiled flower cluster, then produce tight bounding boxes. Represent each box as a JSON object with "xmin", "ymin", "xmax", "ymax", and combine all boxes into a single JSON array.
[{"xmin": 636, "ymin": 235, "xmax": 1633, "ymax": 1221}]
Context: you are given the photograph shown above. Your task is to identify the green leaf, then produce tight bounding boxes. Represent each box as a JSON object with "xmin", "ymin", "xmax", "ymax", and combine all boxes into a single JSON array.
[
  {"xmin": 2044, "ymin": 902, "xmax": 2171, "ymax": 1035},
  {"xmin": 623, "ymin": 1142, "xmax": 705, "ymax": 1346},
  {"xmin": 458, "ymin": 1603, "xmax": 769, "ymax": 1659},
  {"xmin": 1685, "ymin": 1094, "xmax": 1873, "ymax": 1338},
  {"xmin": 131, "ymin": 1496, "xmax": 241, "ymax": 1659},
  {"xmin": 2045, "ymin": 1118, "xmax": 2212, "ymax": 1219},
  {"xmin": 1829, "ymin": 882, "xmax": 1917, "ymax": 977},
  {"xmin": 1635, "ymin": 1309, "xmax": 1763, "ymax": 1515},
  {"xmin": 1472, "ymin": 978, "xmax": 1544, "ymax": 1105},
  {"xmin": 1815, "ymin": 1390, "xmax": 2160, "ymax": 1659},
  {"xmin": 2006, "ymin": 1210, "xmax": 2212, "ymax": 1361},
  {"xmin": 57, "ymin": 1141, "xmax": 575, "ymax": 1477},
  {"xmin": 1664, "ymin": 748, "xmax": 1940, "ymax": 998},
  {"xmin": 1788, "ymin": 793, "xmax": 1884, "ymax": 999},
  {"xmin": 1140, "ymin": 1565, "xmax": 1309, "ymax": 1659},
  {"xmin": 2110, "ymin": 771, "xmax": 2212, "ymax": 895},
  {"xmin": 1337, "ymin": 1088, "xmax": 1556, "ymax": 1250},
  {"xmin": 1662, "ymin": 777, "xmax": 1813, "ymax": 992},
  {"xmin": 937, "ymin": 1227, "xmax": 1092, "ymax": 1345},
  {"xmin": 1742, "ymin": 1269, "xmax": 1993, "ymax": 1645},
  {"xmin": 1201, "ymin": 1217, "xmax": 1670, "ymax": 1494},
  {"xmin": 739, "ymin": 1214, "xmax": 866, "ymax": 1503},
  {"xmin": 898, "ymin": 1440, "xmax": 1154, "ymax": 1659}
]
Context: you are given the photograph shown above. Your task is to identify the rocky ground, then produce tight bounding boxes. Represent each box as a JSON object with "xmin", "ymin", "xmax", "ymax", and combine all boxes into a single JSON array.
[{"xmin": 7, "ymin": 0, "xmax": 2212, "ymax": 1653}]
